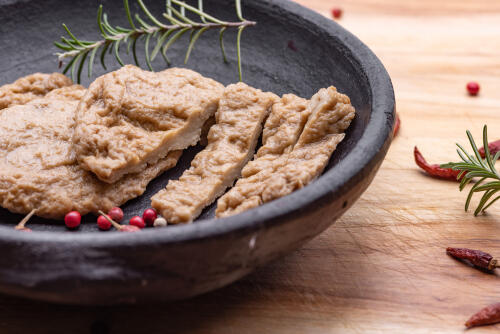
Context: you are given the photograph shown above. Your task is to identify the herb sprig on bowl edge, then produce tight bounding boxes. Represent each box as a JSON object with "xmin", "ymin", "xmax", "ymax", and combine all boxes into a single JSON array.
[
  {"xmin": 55, "ymin": 0, "xmax": 255, "ymax": 83},
  {"xmin": 442, "ymin": 125, "xmax": 500, "ymax": 216}
]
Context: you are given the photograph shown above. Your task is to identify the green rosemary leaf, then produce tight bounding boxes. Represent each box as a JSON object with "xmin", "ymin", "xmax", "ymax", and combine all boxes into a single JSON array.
[
  {"xmin": 185, "ymin": 27, "xmax": 208, "ymax": 64},
  {"xmin": 88, "ymin": 46, "xmax": 100, "ymax": 78},
  {"xmin": 135, "ymin": 14, "xmax": 153, "ymax": 30},
  {"xmin": 236, "ymin": 25, "xmax": 245, "ymax": 81},
  {"xmin": 467, "ymin": 130, "xmax": 487, "ymax": 168},
  {"xmin": 198, "ymin": 0, "xmax": 207, "ymax": 23},
  {"xmin": 54, "ymin": 41, "xmax": 73, "ymax": 51},
  {"xmin": 61, "ymin": 37, "xmax": 83, "ymax": 50},
  {"xmin": 162, "ymin": 13, "xmax": 184, "ymax": 26},
  {"xmin": 481, "ymin": 194, "xmax": 500, "ymax": 212},
  {"xmin": 132, "ymin": 36, "xmax": 140, "ymax": 66},
  {"xmin": 138, "ymin": 0, "xmax": 167, "ymax": 28},
  {"xmin": 465, "ymin": 177, "xmax": 486, "ymax": 211},
  {"xmin": 494, "ymin": 151, "xmax": 500, "ymax": 162},
  {"xmin": 219, "ymin": 27, "xmax": 228, "ymax": 63},
  {"xmin": 167, "ymin": 5, "xmax": 197, "ymax": 25},
  {"xmin": 162, "ymin": 27, "xmax": 189, "ymax": 59},
  {"xmin": 482, "ymin": 125, "xmax": 496, "ymax": 172},
  {"xmin": 124, "ymin": 0, "xmax": 136, "ymax": 30},
  {"xmin": 459, "ymin": 173, "xmax": 472, "ymax": 191},
  {"xmin": 71, "ymin": 52, "xmax": 83, "ymax": 82},
  {"xmin": 152, "ymin": 30, "xmax": 174, "ymax": 61},
  {"xmin": 235, "ymin": 0, "xmax": 244, "ymax": 21},
  {"xmin": 473, "ymin": 181, "xmax": 500, "ymax": 192},
  {"xmin": 144, "ymin": 33, "xmax": 153, "ymax": 71},
  {"xmin": 115, "ymin": 26, "xmax": 133, "ymax": 34},
  {"xmin": 170, "ymin": 0, "xmax": 226, "ymax": 24},
  {"xmin": 102, "ymin": 14, "xmax": 120, "ymax": 36},
  {"xmin": 62, "ymin": 56, "xmax": 77, "ymax": 75},
  {"xmin": 97, "ymin": 5, "xmax": 108, "ymax": 38},
  {"xmin": 474, "ymin": 188, "xmax": 499, "ymax": 216},
  {"xmin": 113, "ymin": 40, "xmax": 125, "ymax": 66},
  {"xmin": 166, "ymin": 0, "xmax": 172, "ymax": 16},
  {"xmin": 76, "ymin": 51, "xmax": 89, "ymax": 84},
  {"xmin": 62, "ymin": 24, "xmax": 85, "ymax": 47},
  {"xmin": 100, "ymin": 42, "xmax": 111, "ymax": 70}
]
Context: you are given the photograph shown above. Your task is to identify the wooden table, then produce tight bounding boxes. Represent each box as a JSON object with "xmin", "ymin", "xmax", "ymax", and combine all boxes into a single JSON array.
[{"xmin": 1, "ymin": 0, "xmax": 500, "ymax": 333}]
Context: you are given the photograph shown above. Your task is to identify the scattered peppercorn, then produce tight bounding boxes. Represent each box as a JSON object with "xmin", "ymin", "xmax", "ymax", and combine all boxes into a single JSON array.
[
  {"xmin": 331, "ymin": 7, "xmax": 342, "ymax": 19},
  {"xmin": 64, "ymin": 211, "xmax": 81, "ymax": 229},
  {"xmin": 129, "ymin": 216, "xmax": 146, "ymax": 229},
  {"xmin": 479, "ymin": 139, "xmax": 500, "ymax": 159},
  {"xmin": 97, "ymin": 215, "xmax": 112, "ymax": 231},
  {"xmin": 393, "ymin": 113, "xmax": 401, "ymax": 137},
  {"xmin": 287, "ymin": 40, "xmax": 298, "ymax": 52},
  {"xmin": 153, "ymin": 217, "xmax": 167, "ymax": 228},
  {"xmin": 143, "ymin": 208, "xmax": 157, "ymax": 227},
  {"xmin": 108, "ymin": 207, "xmax": 124, "ymax": 223},
  {"xmin": 465, "ymin": 302, "xmax": 500, "ymax": 328},
  {"xmin": 446, "ymin": 247, "xmax": 499, "ymax": 271},
  {"xmin": 414, "ymin": 146, "xmax": 462, "ymax": 181},
  {"xmin": 466, "ymin": 82, "xmax": 480, "ymax": 96}
]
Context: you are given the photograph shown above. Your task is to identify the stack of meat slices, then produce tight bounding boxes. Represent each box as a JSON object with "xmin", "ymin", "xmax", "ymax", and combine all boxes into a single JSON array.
[{"xmin": 0, "ymin": 65, "xmax": 355, "ymax": 222}]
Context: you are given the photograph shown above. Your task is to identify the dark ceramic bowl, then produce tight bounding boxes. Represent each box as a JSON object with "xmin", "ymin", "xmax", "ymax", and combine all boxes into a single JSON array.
[{"xmin": 0, "ymin": 0, "xmax": 395, "ymax": 304}]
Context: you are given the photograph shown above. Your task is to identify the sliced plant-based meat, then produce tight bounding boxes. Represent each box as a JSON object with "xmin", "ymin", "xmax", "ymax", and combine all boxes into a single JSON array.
[
  {"xmin": 0, "ymin": 86, "xmax": 181, "ymax": 219},
  {"xmin": 152, "ymin": 82, "xmax": 278, "ymax": 224},
  {"xmin": 216, "ymin": 86, "xmax": 355, "ymax": 217},
  {"xmin": 73, "ymin": 65, "xmax": 224, "ymax": 183},
  {"xmin": 0, "ymin": 73, "xmax": 73, "ymax": 110}
]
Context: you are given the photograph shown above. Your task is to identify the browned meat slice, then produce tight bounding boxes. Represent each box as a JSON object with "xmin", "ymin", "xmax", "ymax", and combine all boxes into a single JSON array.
[
  {"xmin": 0, "ymin": 73, "xmax": 73, "ymax": 110},
  {"xmin": 0, "ymin": 86, "xmax": 181, "ymax": 219},
  {"xmin": 73, "ymin": 65, "xmax": 224, "ymax": 183},
  {"xmin": 151, "ymin": 83, "xmax": 278, "ymax": 224},
  {"xmin": 216, "ymin": 86, "xmax": 355, "ymax": 217}
]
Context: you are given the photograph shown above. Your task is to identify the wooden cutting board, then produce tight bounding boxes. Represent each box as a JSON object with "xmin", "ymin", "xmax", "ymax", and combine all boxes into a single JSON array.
[{"xmin": 1, "ymin": 0, "xmax": 499, "ymax": 333}]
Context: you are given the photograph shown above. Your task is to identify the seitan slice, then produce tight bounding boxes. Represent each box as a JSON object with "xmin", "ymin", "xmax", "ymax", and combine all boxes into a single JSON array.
[
  {"xmin": 151, "ymin": 83, "xmax": 278, "ymax": 224},
  {"xmin": 0, "ymin": 86, "xmax": 181, "ymax": 219},
  {"xmin": 216, "ymin": 86, "xmax": 355, "ymax": 217},
  {"xmin": 0, "ymin": 73, "xmax": 73, "ymax": 110},
  {"xmin": 73, "ymin": 65, "xmax": 224, "ymax": 183}
]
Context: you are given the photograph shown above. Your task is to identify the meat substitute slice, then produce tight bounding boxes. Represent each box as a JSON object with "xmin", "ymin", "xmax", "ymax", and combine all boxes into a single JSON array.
[
  {"xmin": 0, "ymin": 86, "xmax": 181, "ymax": 219},
  {"xmin": 216, "ymin": 86, "xmax": 355, "ymax": 217},
  {"xmin": 151, "ymin": 83, "xmax": 278, "ymax": 224},
  {"xmin": 73, "ymin": 65, "xmax": 224, "ymax": 183},
  {"xmin": 216, "ymin": 94, "xmax": 309, "ymax": 216},
  {"xmin": 0, "ymin": 73, "xmax": 73, "ymax": 110}
]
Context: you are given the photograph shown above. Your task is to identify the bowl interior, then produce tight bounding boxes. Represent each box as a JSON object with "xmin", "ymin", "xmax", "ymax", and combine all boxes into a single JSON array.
[{"xmin": 0, "ymin": 0, "xmax": 371, "ymax": 232}]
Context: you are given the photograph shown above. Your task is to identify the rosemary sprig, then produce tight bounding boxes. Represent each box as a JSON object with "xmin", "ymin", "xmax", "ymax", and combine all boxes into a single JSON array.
[
  {"xmin": 55, "ymin": 0, "xmax": 256, "ymax": 83},
  {"xmin": 442, "ymin": 125, "xmax": 500, "ymax": 216}
]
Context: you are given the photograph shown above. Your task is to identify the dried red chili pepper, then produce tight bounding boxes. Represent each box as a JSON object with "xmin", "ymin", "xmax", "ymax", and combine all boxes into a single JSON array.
[
  {"xmin": 414, "ymin": 147, "xmax": 462, "ymax": 181},
  {"xmin": 393, "ymin": 113, "xmax": 401, "ymax": 137},
  {"xmin": 465, "ymin": 302, "xmax": 500, "ymax": 328},
  {"xmin": 446, "ymin": 247, "xmax": 499, "ymax": 271},
  {"xmin": 479, "ymin": 139, "xmax": 500, "ymax": 159}
]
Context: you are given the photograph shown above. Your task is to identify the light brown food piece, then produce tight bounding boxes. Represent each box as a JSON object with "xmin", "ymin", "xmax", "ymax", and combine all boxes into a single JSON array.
[
  {"xmin": 74, "ymin": 65, "xmax": 224, "ymax": 183},
  {"xmin": 0, "ymin": 86, "xmax": 181, "ymax": 219},
  {"xmin": 216, "ymin": 86, "xmax": 355, "ymax": 217},
  {"xmin": 0, "ymin": 73, "xmax": 73, "ymax": 110},
  {"xmin": 152, "ymin": 83, "xmax": 278, "ymax": 224}
]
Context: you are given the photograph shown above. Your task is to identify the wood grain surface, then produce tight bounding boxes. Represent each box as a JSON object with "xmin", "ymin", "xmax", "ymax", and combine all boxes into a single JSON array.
[{"xmin": 1, "ymin": 0, "xmax": 500, "ymax": 333}]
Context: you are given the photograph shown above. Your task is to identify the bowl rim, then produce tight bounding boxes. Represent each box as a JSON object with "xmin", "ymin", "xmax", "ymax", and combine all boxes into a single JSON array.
[{"xmin": 0, "ymin": 0, "xmax": 395, "ymax": 247}]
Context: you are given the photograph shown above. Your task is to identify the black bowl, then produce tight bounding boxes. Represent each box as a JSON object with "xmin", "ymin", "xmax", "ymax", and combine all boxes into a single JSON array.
[{"xmin": 0, "ymin": 0, "xmax": 395, "ymax": 304}]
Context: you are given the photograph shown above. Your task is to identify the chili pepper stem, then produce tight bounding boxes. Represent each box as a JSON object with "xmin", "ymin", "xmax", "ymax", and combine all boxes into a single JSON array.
[
  {"xmin": 98, "ymin": 210, "xmax": 122, "ymax": 230},
  {"xmin": 15, "ymin": 209, "xmax": 36, "ymax": 230}
]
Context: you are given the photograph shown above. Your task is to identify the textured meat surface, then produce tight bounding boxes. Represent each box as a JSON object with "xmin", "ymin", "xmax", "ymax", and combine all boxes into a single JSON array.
[
  {"xmin": 0, "ymin": 86, "xmax": 181, "ymax": 219},
  {"xmin": 216, "ymin": 86, "xmax": 355, "ymax": 217},
  {"xmin": 0, "ymin": 73, "xmax": 73, "ymax": 110},
  {"xmin": 74, "ymin": 65, "xmax": 224, "ymax": 183},
  {"xmin": 152, "ymin": 83, "xmax": 278, "ymax": 224}
]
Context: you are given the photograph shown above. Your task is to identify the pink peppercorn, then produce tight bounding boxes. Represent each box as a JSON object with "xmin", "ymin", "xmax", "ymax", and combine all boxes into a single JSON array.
[
  {"xmin": 97, "ymin": 215, "xmax": 112, "ymax": 231},
  {"xmin": 108, "ymin": 207, "xmax": 124, "ymax": 223},
  {"xmin": 64, "ymin": 211, "xmax": 81, "ymax": 229},
  {"xmin": 331, "ymin": 7, "xmax": 342, "ymax": 19},
  {"xmin": 129, "ymin": 216, "xmax": 145, "ymax": 229},
  {"xmin": 467, "ymin": 82, "xmax": 480, "ymax": 96},
  {"xmin": 143, "ymin": 208, "xmax": 158, "ymax": 227}
]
